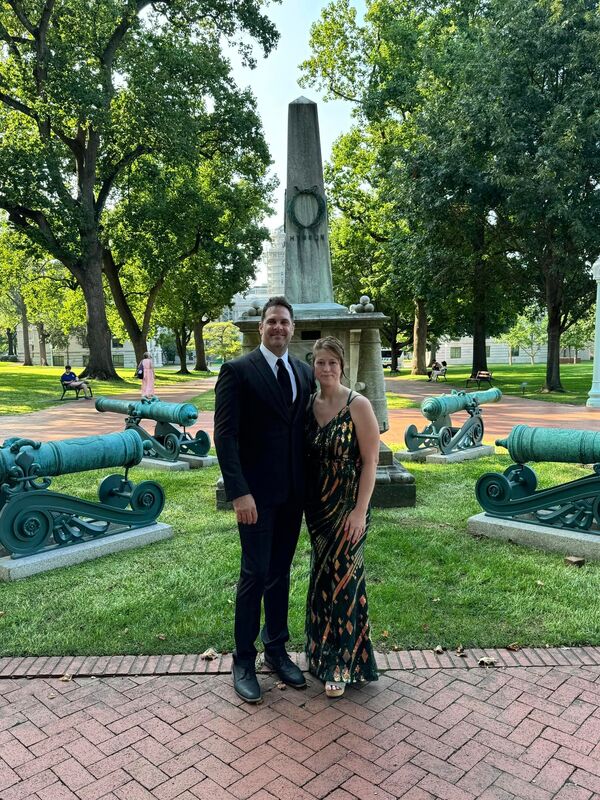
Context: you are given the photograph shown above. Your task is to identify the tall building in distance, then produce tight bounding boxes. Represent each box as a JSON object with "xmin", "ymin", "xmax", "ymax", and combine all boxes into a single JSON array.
[{"xmin": 265, "ymin": 225, "xmax": 286, "ymax": 297}]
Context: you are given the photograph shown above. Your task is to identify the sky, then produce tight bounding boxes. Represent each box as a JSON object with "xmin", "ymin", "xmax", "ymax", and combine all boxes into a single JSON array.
[{"xmin": 229, "ymin": 0, "xmax": 367, "ymax": 232}]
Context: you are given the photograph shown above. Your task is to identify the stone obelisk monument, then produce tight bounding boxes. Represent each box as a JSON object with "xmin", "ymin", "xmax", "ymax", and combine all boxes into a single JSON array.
[{"xmin": 284, "ymin": 97, "xmax": 337, "ymax": 308}]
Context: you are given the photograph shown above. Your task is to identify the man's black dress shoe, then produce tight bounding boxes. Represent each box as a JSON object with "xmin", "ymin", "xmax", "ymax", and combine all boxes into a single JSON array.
[
  {"xmin": 264, "ymin": 652, "xmax": 307, "ymax": 688},
  {"xmin": 232, "ymin": 663, "xmax": 262, "ymax": 703}
]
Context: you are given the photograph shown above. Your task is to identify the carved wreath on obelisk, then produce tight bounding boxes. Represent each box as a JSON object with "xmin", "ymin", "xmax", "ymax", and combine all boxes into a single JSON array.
[{"xmin": 287, "ymin": 186, "xmax": 326, "ymax": 230}]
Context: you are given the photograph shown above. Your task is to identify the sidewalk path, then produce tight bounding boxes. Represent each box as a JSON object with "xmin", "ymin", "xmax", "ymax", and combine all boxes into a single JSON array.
[
  {"xmin": 1, "ymin": 649, "xmax": 600, "ymax": 800},
  {"xmin": 0, "ymin": 380, "xmax": 216, "ymax": 443}
]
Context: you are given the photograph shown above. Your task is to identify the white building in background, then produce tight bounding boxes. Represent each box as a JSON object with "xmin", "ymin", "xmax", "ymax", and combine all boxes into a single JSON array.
[
  {"xmin": 16, "ymin": 325, "xmax": 163, "ymax": 368},
  {"xmin": 221, "ymin": 282, "xmax": 270, "ymax": 323},
  {"xmin": 434, "ymin": 336, "xmax": 591, "ymax": 366},
  {"xmin": 265, "ymin": 225, "xmax": 285, "ymax": 297}
]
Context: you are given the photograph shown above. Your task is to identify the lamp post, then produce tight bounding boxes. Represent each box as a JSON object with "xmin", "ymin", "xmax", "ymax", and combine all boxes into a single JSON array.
[{"xmin": 586, "ymin": 257, "xmax": 600, "ymax": 408}]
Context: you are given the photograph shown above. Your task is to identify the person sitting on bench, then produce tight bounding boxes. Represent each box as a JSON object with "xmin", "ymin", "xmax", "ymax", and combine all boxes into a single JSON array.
[
  {"xmin": 427, "ymin": 360, "xmax": 447, "ymax": 382},
  {"xmin": 61, "ymin": 365, "xmax": 92, "ymax": 398}
]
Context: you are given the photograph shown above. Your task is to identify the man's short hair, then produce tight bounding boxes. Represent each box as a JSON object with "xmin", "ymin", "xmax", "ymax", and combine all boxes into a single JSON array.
[
  {"xmin": 65, "ymin": 365, "xmax": 71, "ymax": 370},
  {"xmin": 261, "ymin": 296, "xmax": 294, "ymax": 321}
]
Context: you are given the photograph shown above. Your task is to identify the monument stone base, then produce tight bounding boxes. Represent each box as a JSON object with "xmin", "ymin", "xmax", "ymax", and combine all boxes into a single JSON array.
[
  {"xmin": 0, "ymin": 523, "xmax": 174, "ymax": 581},
  {"xmin": 395, "ymin": 445, "xmax": 495, "ymax": 464},
  {"xmin": 467, "ymin": 512, "xmax": 600, "ymax": 561}
]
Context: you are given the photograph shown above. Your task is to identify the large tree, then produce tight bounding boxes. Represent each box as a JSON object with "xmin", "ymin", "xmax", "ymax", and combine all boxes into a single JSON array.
[{"xmin": 0, "ymin": 0, "xmax": 278, "ymax": 378}]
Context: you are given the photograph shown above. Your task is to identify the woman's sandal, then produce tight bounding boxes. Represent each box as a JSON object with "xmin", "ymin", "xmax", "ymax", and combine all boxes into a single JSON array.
[{"xmin": 325, "ymin": 681, "xmax": 346, "ymax": 698}]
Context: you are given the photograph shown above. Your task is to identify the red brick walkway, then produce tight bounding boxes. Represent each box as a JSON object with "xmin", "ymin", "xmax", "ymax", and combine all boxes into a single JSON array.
[{"xmin": 2, "ymin": 649, "xmax": 600, "ymax": 799}]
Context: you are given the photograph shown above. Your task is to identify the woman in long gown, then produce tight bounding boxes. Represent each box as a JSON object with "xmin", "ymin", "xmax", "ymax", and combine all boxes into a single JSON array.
[
  {"xmin": 305, "ymin": 336, "xmax": 380, "ymax": 697},
  {"xmin": 140, "ymin": 351, "xmax": 155, "ymax": 400}
]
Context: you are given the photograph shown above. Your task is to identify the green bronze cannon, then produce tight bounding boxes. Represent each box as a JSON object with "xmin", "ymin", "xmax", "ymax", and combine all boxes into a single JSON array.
[
  {"xmin": 476, "ymin": 424, "xmax": 600, "ymax": 532},
  {"xmin": 95, "ymin": 396, "xmax": 210, "ymax": 462},
  {"xmin": 0, "ymin": 430, "xmax": 164, "ymax": 558},
  {"xmin": 404, "ymin": 387, "xmax": 502, "ymax": 454}
]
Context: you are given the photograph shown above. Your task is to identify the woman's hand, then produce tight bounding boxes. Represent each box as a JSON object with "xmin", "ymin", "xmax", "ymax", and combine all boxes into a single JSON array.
[{"xmin": 344, "ymin": 507, "xmax": 367, "ymax": 544}]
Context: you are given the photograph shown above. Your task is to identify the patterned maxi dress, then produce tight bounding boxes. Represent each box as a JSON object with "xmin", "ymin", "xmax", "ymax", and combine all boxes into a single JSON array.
[{"xmin": 305, "ymin": 391, "xmax": 378, "ymax": 685}]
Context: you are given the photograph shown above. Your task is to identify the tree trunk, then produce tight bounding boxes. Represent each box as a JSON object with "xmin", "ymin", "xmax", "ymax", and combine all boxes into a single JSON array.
[
  {"xmin": 193, "ymin": 319, "xmax": 208, "ymax": 371},
  {"xmin": 77, "ymin": 256, "xmax": 120, "ymax": 380},
  {"xmin": 391, "ymin": 341, "xmax": 401, "ymax": 372},
  {"xmin": 574, "ymin": 348, "xmax": 578, "ymax": 365},
  {"xmin": 508, "ymin": 350, "xmax": 513, "ymax": 366},
  {"xmin": 544, "ymin": 274, "xmax": 564, "ymax": 392},
  {"xmin": 103, "ymin": 251, "xmax": 151, "ymax": 363},
  {"xmin": 21, "ymin": 304, "xmax": 32, "ymax": 366},
  {"xmin": 6, "ymin": 328, "xmax": 16, "ymax": 356},
  {"xmin": 471, "ymin": 261, "xmax": 488, "ymax": 375},
  {"xmin": 174, "ymin": 326, "xmax": 191, "ymax": 375},
  {"xmin": 411, "ymin": 297, "xmax": 428, "ymax": 375},
  {"xmin": 36, "ymin": 322, "xmax": 48, "ymax": 366}
]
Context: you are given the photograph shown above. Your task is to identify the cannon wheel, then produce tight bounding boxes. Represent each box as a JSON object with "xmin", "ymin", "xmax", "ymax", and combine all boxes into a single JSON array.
[
  {"xmin": 475, "ymin": 472, "xmax": 513, "ymax": 507},
  {"xmin": 131, "ymin": 481, "xmax": 165, "ymax": 518},
  {"xmin": 438, "ymin": 426, "xmax": 454, "ymax": 455},
  {"xmin": 404, "ymin": 424, "xmax": 421, "ymax": 452},
  {"xmin": 0, "ymin": 507, "xmax": 53, "ymax": 556},
  {"xmin": 98, "ymin": 474, "xmax": 133, "ymax": 509},
  {"xmin": 503, "ymin": 464, "xmax": 537, "ymax": 498},
  {"xmin": 193, "ymin": 429, "xmax": 210, "ymax": 457}
]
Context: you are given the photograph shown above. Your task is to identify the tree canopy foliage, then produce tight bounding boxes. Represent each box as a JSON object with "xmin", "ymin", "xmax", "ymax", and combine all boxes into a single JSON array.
[{"xmin": 0, "ymin": 0, "xmax": 277, "ymax": 377}]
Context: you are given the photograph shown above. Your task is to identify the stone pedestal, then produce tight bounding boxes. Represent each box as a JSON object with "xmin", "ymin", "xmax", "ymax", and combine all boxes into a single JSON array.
[
  {"xmin": 395, "ymin": 445, "xmax": 495, "ymax": 464},
  {"xmin": 178, "ymin": 454, "xmax": 219, "ymax": 469},
  {"xmin": 0, "ymin": 523, "xmax": 174, "ymax": 581},
  {"xmin": 140, "ymin": 457, "xmax": 189, "ymax": 471},
  {"xmin": 468, "ymin": 512, "xmax": 600, "ymax": 561}
]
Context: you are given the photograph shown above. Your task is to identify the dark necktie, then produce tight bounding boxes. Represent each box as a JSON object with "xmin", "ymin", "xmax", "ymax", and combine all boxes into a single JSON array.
[{"xmin": 276, "ymin": 358, "xmax": 293, "ymax": 406}]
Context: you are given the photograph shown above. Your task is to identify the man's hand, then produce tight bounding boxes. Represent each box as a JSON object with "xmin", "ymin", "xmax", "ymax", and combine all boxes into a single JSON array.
[{"xmin": 233, "ymin": 494, "xmax": 258, "ymax": 525}]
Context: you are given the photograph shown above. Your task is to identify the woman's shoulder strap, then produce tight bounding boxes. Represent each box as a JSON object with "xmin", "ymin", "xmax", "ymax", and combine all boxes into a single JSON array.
[{"xmin": 347, "ymin": 389, "xmax": 357, "ymax": 406}]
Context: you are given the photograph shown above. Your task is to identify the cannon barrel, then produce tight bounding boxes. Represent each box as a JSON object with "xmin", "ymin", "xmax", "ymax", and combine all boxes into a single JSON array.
[
  {"xmin": 95, "ymin": 396, "xmax": 198, "ymax": 427},
  {"xmin": 0, "ymin": 429, "xmax": 144, "ymax": 482},
  {"xmin": 497, "ymin": 424, "xmax": 600, "ymax": 465},
  {"xmin": 421, "ymin": 387, "xmax": 501, "ymax": 421}
]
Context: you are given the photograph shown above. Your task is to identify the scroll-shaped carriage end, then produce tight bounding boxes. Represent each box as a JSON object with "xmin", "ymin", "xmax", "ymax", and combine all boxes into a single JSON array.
[
  {"xmin": 94, "ymin": 396, "xmax": 209, "ymax": 462},
  {"xmin": 476, "ymin": 424, "xmax": 600, "ymax": 533}
]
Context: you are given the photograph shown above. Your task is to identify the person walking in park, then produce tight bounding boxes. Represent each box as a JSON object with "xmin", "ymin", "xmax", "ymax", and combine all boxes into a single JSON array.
[
  {"xmin": 305, "ymin": 336, "xmax": 379, "ymax": 697},
  {"xmin": 139, "ymin": 351, "xmax": 155, "ymax": 400},
  {"xmin": 60, "ymin": 365, "xmax": 92, "ymax": 398},
  {"xmin": 214, "ymin": 296, "xmax": 315, "ymax": 703}
]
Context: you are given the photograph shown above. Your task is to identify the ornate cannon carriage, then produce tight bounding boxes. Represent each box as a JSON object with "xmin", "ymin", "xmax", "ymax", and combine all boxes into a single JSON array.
[
  {"xmin": 95, "ymin": 397, "xmax": 210, "ymax": 462},
  {"xmin": 404, "ymin": 388, "xmax": 502, "ymax": 455},
  {"xmin": 0, "ymin": 430, "xmax": 164, "ymax": 557},
  {"xmin": 477, "ymin": 425, "xmax": 600, "ymax": 532}
]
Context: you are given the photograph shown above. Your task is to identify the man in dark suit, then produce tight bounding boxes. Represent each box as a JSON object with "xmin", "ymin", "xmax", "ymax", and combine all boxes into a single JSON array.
[{"xmin": 214, "ymin": 296, "xmax": 315, "ymax": 703}]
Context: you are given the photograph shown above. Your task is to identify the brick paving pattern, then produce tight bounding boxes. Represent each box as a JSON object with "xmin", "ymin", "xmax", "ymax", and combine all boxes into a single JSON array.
[{"xmin": 1, "ymin": 648, "xmax": 600, "ymax": 799}]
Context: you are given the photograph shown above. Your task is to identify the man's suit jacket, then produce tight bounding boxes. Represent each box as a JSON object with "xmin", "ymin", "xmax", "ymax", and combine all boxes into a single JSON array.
[{"xmin": 214, "ymin": 348, "xmax": 315, "ymax": 506}]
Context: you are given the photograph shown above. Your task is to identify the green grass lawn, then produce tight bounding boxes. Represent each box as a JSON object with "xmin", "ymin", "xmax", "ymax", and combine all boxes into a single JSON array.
[
  {"xmin": 387, "ymin": 362, "xmax": 595, "ymax": 405},
  {"xmin": 0, "ymin": 363, "xmax": 214, "ymax": 415},
  {"xmin": 1, "ymin": 455, "xmax": 599, "ymax": 657}
]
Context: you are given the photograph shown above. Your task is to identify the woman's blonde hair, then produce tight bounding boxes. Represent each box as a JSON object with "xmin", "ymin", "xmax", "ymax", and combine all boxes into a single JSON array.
[{"xmin": 313, "ymin": 336, "xmax": 345, "ymax": 375}]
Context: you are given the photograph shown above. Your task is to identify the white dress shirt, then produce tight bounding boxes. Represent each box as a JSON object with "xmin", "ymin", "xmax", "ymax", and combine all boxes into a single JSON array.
[{"xmin": 259, "ymin": 343, "xmax": 298, "ymax": 402}]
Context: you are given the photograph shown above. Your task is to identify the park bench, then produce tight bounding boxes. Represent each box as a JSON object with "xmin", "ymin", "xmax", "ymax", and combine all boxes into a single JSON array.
[
  {"xmin": 433, "ymin": 366, "xmax": 447, "ymax": 382},
  {"xmin": 465, "ymin": 370, "xmax": 493, "ymax": 389},
  {"xmin": 60, "ymin": 379, "xmax": 93, "ymax": 400}
]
